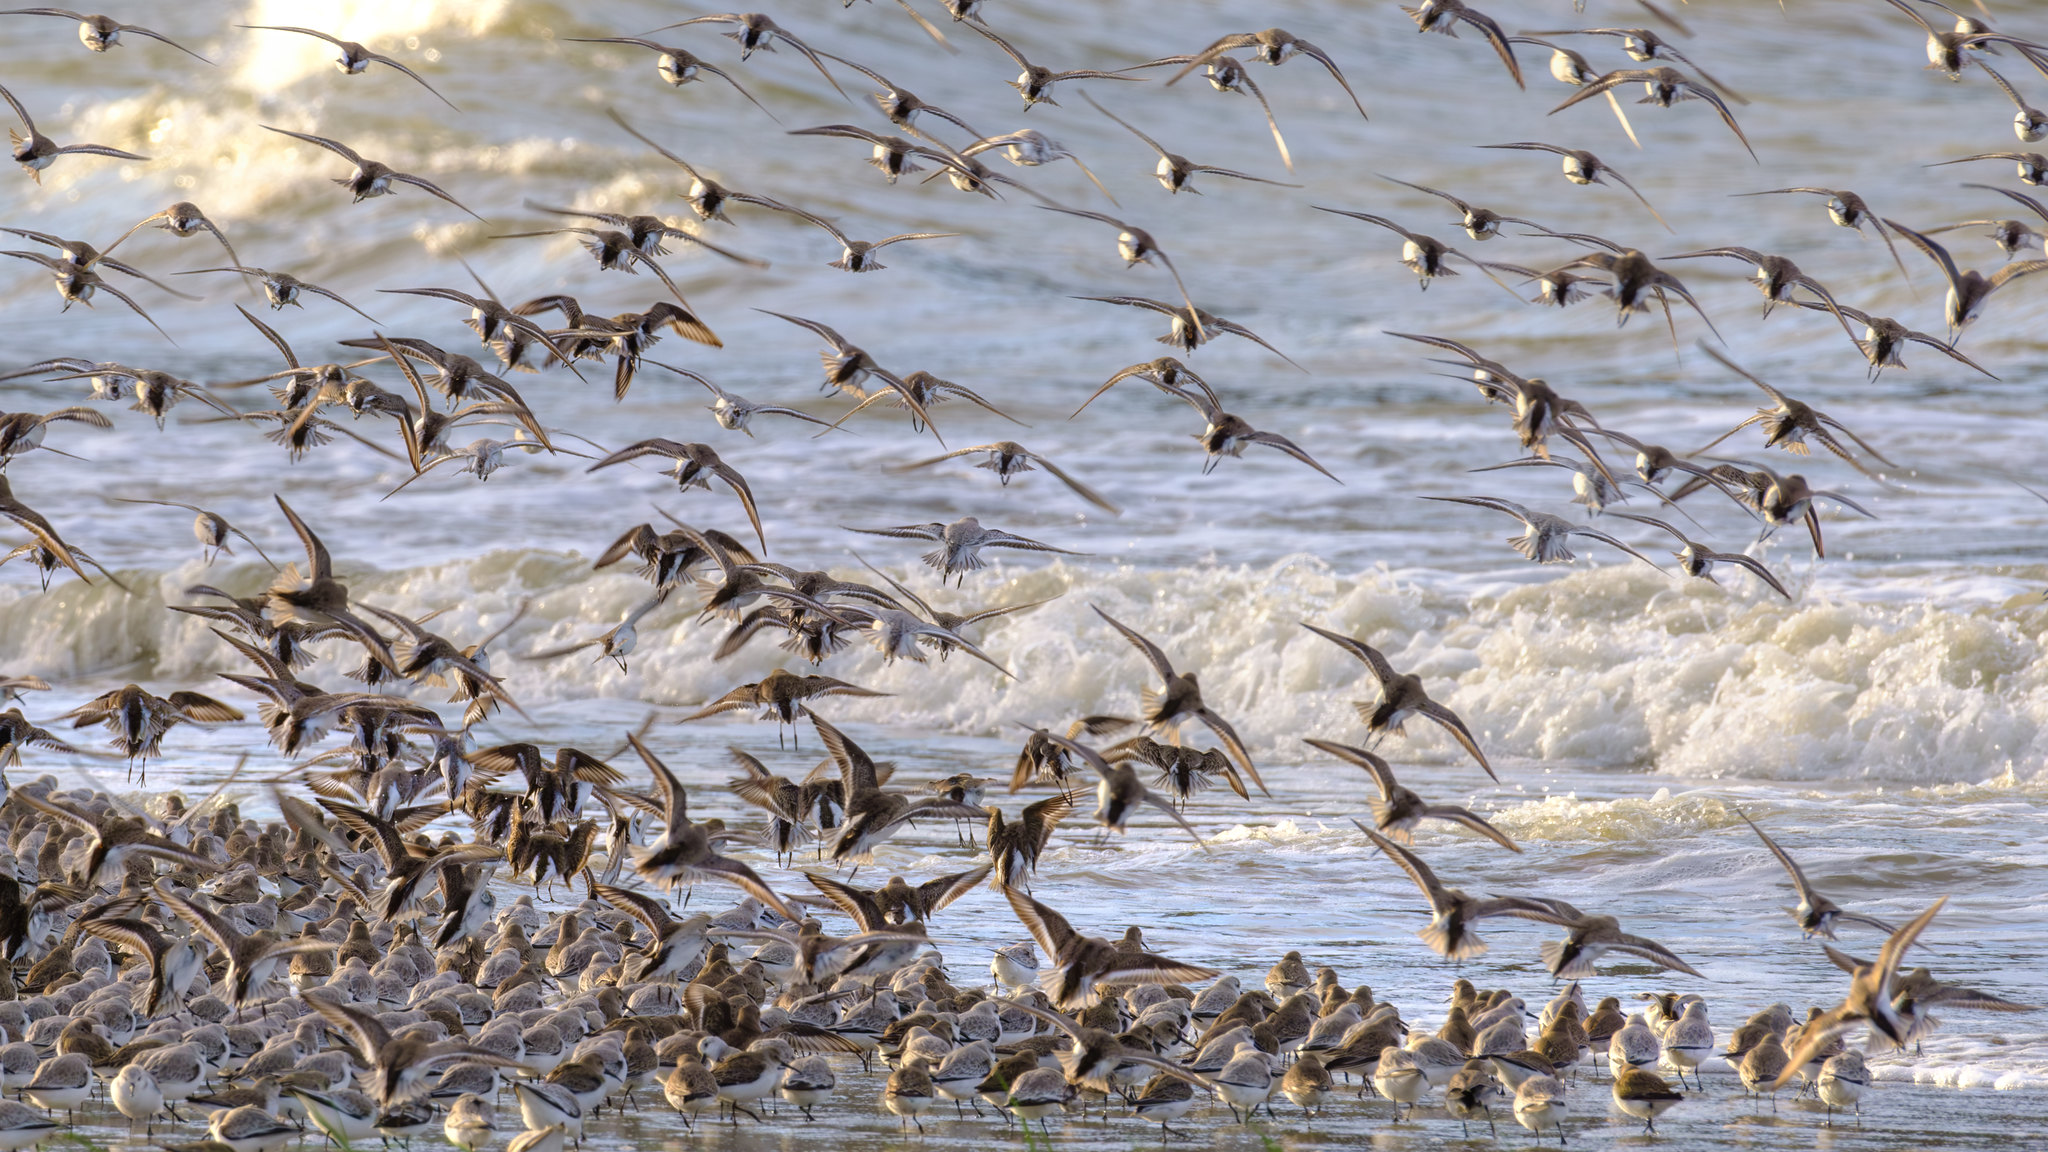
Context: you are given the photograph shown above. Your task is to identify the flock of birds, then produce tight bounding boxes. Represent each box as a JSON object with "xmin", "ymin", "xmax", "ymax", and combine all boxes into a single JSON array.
[{"xmin": 0, "ymin": 0, "xmax": 2044, "ymax": 1148}]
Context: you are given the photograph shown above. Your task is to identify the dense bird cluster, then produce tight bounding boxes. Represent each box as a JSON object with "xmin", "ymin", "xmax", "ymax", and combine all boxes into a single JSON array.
[{"xmin": 0, "ymin": 1, "xmax": 2044, "ymax": 1149}]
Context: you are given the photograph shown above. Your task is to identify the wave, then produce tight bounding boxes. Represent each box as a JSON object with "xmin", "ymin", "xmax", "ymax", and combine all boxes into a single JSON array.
[{"xmin": 4, "ymin": 550, "xmax": 2043, "ymax": 784}]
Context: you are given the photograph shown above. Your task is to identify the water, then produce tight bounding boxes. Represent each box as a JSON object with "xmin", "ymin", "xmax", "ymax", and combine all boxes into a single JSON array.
[{"xmin": 3, "ymin": 0, "xmax": 2048, "ymax": 1147}]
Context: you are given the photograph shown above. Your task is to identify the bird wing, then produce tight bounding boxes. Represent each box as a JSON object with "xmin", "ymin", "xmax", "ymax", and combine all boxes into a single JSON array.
[
  {"xmin": 1089, "ymin": 605, "xmax": 1177, "ymax": 681},
  {"xmin": 1001, "ymin": 885, "xmax": 1079, "ymax": 958}
]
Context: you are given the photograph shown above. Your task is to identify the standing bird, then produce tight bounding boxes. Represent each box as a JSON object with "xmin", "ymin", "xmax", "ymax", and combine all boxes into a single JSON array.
[
  {"xmin": 1301, "ymin": 623, "xmax": 1495, "ymax": 778},
  {"xmin": 1091, "ymin": 606, "xmax": 1266, "ymax": 794}
]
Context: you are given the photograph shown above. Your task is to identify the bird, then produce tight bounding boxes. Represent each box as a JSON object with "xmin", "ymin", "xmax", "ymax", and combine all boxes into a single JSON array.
[
  {"xmin": 1730, "ymin": 186, "xmax": 1914, "ymax": 286},
  {"xmin": 259, "ymin": 126, "xmax": 484, "ymax": 220},
  {"xmin": 1039, "ymin": 206, "xmax": 1203, "ymax": 324},
  {"xmin": 1740, "ymin": 811, "xmax": 1897, "ymax": 940},
  {"xmin": 1, "ymin": 81, "xmax": 147, "ymax": 181},
  {"xmin": 1158, "ymin": 376, "xmax": 1340, "ymax": 481},
  {"xmin": 886, "ymin": 442, "xmax": 1120, "ymax": 514},
  {"xmin": 1002, "ymin": 887, "xmax": 1218, "ymax": 1011},
  {"xmin": 1524, "ymin": 897, "xmax": 1704, "ymax": 980},
  {"xmin": 173, "ymin": 266, "xmax": 380, "ymax": 323},
  {"xmin": 1423, "ymin": 495, "xmax": 1663, "ymax": 568},
  {"xmin": 1075, "ymin": 295, "xmax": 1305, "ymax": 369},
  {"xmin": 1358, "ymin": 825, "xmax": 1571, "ymax": 960},
  {"xmin": 640, "ymin": 12, "xmax": 850, "ymax": 100},
  {"xmin": 1550, "ymin": 65, "xmax": 1756, "ymax": 160},
  {"xmin": 561, "ymin": 36, "xmax": 775, "ymax": 118},
  {"xmin": 1380, "ymin": 174, "xmax": 1547, "ymax": 241},
  {"xmin": 1165, "ymin": 28, "xmax": 1369, "ymax": 120},
  {"xmin": 151, "ymin": 880, "xmax": 336, "ymax": 1011},
  {"xmin": 1305, "ymin": 739, "xmax": 1517, "ymax": 849},
  {"xmin": 774, "ymin": 206, "xmax": 959, "ymax": 273},
  {"xmin": 1479, "ymin": 142, "xmax": 1670, "ymax": 229},
  {"xmin": 1083, "ymin": 93, "xmax": 1298, "ymax": 195},
  {"xmin": 1, "ymin": 8, "xmax": 212, "ymax": 60},
  {"xmin": 59, "ymin": 683, "xmax": 242, "ymax": 779},
  {"xmin": 238, "ymin": 25, "xmax": 458, "ymax": 108},
  {"xmin": 304, "ymin": 998, "xmax": 526, "ymax": 1106},
  {"xmin": 1689, "ymin": 346, "xmax": 1893, "ymax": 477},
  {"xmin": 1772, "ymin": 898, "xmax": 1951, "ymax": 1088},
  {"xmin": 1090, "ymin": 606, "xmax": 1267, "ymax": 794},
  {"xmin": 1313, "ymin": 206, "xmax": 1521, "ymax": 292},
  {"xmin": 585, "ymin": 440, "xmax": 768, "ymax": 552},
  {"xmin": 1884, "ymin": 216, "xmax": 2048, "ymax": 339},
  {"xmin": 1300, "ymin": 623, "xmax": 1496, "ymax": 779},
  {"xmin": 967, "ymin": 23, "xmax": 1142, "ymax": 107},
  {"xmin": 622, "ymin": 733, "xmax": 799, "ymax": 921},
  {"xmin": 845, "ymin": 517, "xmax": 1082, "ymax": 585},
  {"xmin": 1401, "ymin": 1, "xmax": 1525, "ymax": 88},
  {"xmin": 1605, "ymin": 513, "xmax": 1792, "ymax": 599}
]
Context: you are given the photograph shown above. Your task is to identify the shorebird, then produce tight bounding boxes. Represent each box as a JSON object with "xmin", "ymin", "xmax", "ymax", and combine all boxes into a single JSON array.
[
  {"xmin": 0, "ymin": 404, "xmax": 109, "ymax": 466},
  {"xmin": 1, "ymin": 82, "xmax": 147, "ymax": 181},
  {"xmin": 1976, "ymin": 59, "xmax": 2048, "ymax": 142},
  {"xmin": 1524, "ymin": 897, "xmax": 1703, "ymax": 980},
  {"xmin": 888, "ymin": 442, "xmax": 1120, "ymax": 513},
  {"xmin": 1479, "ymin": 142, "xmax": 1669, "ymax": 229},
  {"xmin": 1083, "ymin": 93, "xmax": 1296, "ymax": 195},
  {"xmin": 586, "ymin": 440, "xmax": 767, "ymax": 551},
  {"xmin": 807, "ymin": 710, "xmax": 987, "ymax": 866},
  {"xmin": 1091, "ymin": 606, "xmax": 1266, "ymax": 793},
  {"xmin": 1885, "ymin": 216, "xmax": 2048, "ymax": 338},
  {"xmin": 0, "ymin": 476, "xmax": 98, "ymax": 585},
  {"xmin": 1040, "ymin": 206, "xmax": 1202, "ymax": 323},
  {"xmin": 1543, "ymin": 244, "xmax": 1721, "ymax": 341},
  {"xmin": 260, "ymin": 126, "xmax": 484, "ymax": 219},
  {"xmin": 774, "ymin": 205, "xmax": 958, "ymax": 273},
  {"xmin": 754, "ymin": 309, "xmax": 941, "ymax": 429},
  {"xmin": 1123, "ymin": 51, "xmax": 1293, "ymax": 170},
  {"xmin": 1306, "ymin": 740, "xmax": 1516, "ymax": 848},
  {"xmin": 1875, "ymin": 0, "xmax": 2047, "ymax": 80},
  {"xmin": 640, "ymin": 12, "xmax": 850, "ymax": 99},
  {"xmin": 1302, "ymin": 621, "xmax": 1495, "ymax": 777},
  {"xmin": 263, "ymin": 496, "xmax": 398, "ymax": 671},
  {"xmin": 624, "ymin": 734, "xmax": 798, "ymax": 919},
  {"xmin": 1381, "ymin": 175, "xmax": 1547, "ymax": 241},
  {"xmin": 1733, "ymin": 186, "xmax": 1915, "ymax": 283},
  {"xmin": 1424, "ymin": 496, "xmax": 1662, "ymax": 568},
  {"xmin": 2, "ymin": 252, "xmax": 174, "ymax": 341},
  {"xmin": 1605, "ymin": 513, "xmax": 1791, "ymax": 598},
  {"xmin": 845, "ymin": 517, "xmax": 1081, "ymax": 585},
  {"xmin": 153, "ymin": 879, "xmax": 336, "ymax": 1011},
  {"xmin": 1551, "ymin": 66, "xmax": 1755, "ymax": 160},
  {"xmin": 1165, "ymin": 28, "xmax": 1369, "ymax": 120},
  {"xmin": 670, "ymin": 370, "xmax": 838, "ymax": 437},
  {"xmin": 1158, "ymin": 375, "xmax": 1339, "ymax": 481},
  {"xmin": 174, "ymin": 265, "xmax": 379, "ymax": 322},
  {"xmin": 1313, "ymin": 206, "xmax": 1521, "ymax": 291},
  {"xmin": 563, "ymin": 37, "xmax": 775, "ymax": 117},
  {"xmin": 13, "ymin": 787, "xmax": 216, "ymax": 886},
  {"xmin": 1403, "ymin": 1, "xmax": 1524, "ymax": 88},
  {"xmin": 960, "ymin": 128, "xmax": 1116, "ymax": 201},
  {"xmin": 1929, "ymin": 150, "xmax": 2048, "ymax": 186},
  {"xmin": 1360, "ymin": 826, "xmax": 1569, "ymax": 960},
  {"xmin": 1029, "ymin": 730, "xmax": 1210, "ymax": 849},
  {"xmin": 59, "ymin": 683, "xmax": 241, "ymax": 778},
  {"xmin": 967, "ymin": 23, "xmax": 1141, "ymax": 107},
  {"xmin": 786, "ymin": 123, "xmax": 951, "ymax": 184},
  {"xmin": 680, "ymin": 669, "xmax": 886, "ymax": 746},
  {"xmin": 1003, "ymin": 889, "xmax": 1219, "ymax": 1011},
  {"xmin": 1793, "ymin": 299, "xmax": 1991, "ymax": 379},
  {"xmin": 1690, "ymin": 346, "xmax": 1892, "ymax": 476},
  {"xmin": 1075, "ymin": 295, "xmax": 1305, "ymax": 369},
  {"xmin": 1772, "ymin": 898, "xmax": 1951, "ymax": 1088},
  {"xmin": 1523, "ymin": 24, "xmax": 1745, "ymax": 100},
  {"xmin": 307, "ymin": 999, "xmax": 526, "ymax": 1106},
  {"xmin": 1, "ymin": 8, "xmax": 211, "ymax": 60},
  {"xmin": 239, "ymin": 24, "xmax": 456, "ymax": 106},
  {"xmin": 1710, "ymin": 463, "xmax": 1875, "ymax": 559},
  {"xmin": 985, "ymin": 793, "xmax": 1073, "ymax": 890},
  {"xmin": 813, "ymin": 55, "xmax": 983, "ymax": 141},
  {"xmin": 1612, "ymin": 1067, "xmax": 1684, "ymax": 1133},
  {"xmin": 1664, "ymin": 247, "xmax": 1858, "ymax": 335},
  {"xmin": 1740, "ymin": 811, "xmax": 1898, "ymax": 939}
]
